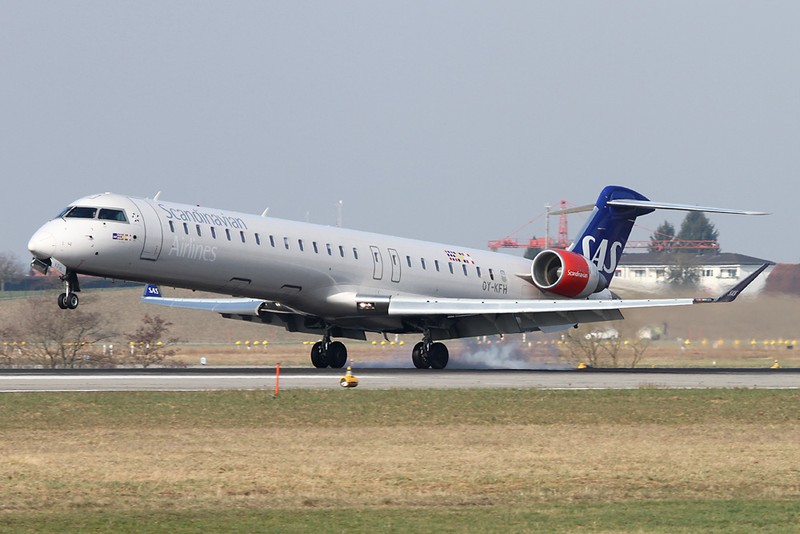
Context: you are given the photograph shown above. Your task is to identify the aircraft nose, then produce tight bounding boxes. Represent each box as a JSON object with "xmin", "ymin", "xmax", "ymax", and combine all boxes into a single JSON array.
[{"xmin": 28, "ymin": 229, "xmax": 56, "ymax": 259}]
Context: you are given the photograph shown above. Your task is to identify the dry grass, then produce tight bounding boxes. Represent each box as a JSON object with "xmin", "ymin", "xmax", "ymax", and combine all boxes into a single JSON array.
[{"xmin": 1, "ymin": 390, "xmax": 799, "ymax": 515}]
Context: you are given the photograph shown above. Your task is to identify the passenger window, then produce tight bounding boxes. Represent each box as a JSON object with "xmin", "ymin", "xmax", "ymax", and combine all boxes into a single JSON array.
[
  {"xmin": 269, "ymin": 235, "xmax": 275, "ymax": 247},
  {"xmin": 406, "ymin": 256, "xmax": 412, "ymax": 268},
  {"xmin": 435, "ymin": 260, "xmax": 440, "ymax": 272},
  {"xmin": 240, "ymin": 231, "xmax": 246, "ymax": 243},
  {"xmin": 421, "ymin": 258, "xmax": 427, "ymax": 270},
  {"xmin": 211, "ymin": 227, "xmax": 217, "ymax": 239},
  {"xmin": 353, "ymin": 248, "xmax": 359, "ymax": 260},
  {"xmin": 66, "ymin": 207, "xmax": 97, "ymax": 219},
  {"xmin": 326, "ymin": 244, "xmax": 332, "ymax": 256},
  {"xmin": 225, "ymin": 229, "xmax": 231, "ymax": 241},
  {"xmin": 489, "ymin": 268, "xmax": 495, "ymax": 281},
  {"xmin": 168, "ymin": 221, "xmax": 175, "ymax": 233},
  {"xmin": 313, "ymin": 242, "xmax": 319, "ymax": 254},
  {"xmin": 196, "ymin": 225, "xmax": 202, "ymax": 237},
  {"xmin": 448, "ymin": 263, "xmax": 454, "ymax": 274},
  {"xmin": 98, "ymin": 209, "xmax": 127, "ymax": 222},
  {"xmin": 462, "ymin": 264, "xmax": 468, "ymax": 276},
  {"xmin": 298, "ymin": 239, "xmax": 305, "ymax": 252},
  {"xmin": 476, "ymin": 266, "xmax": 482, "ymax": 278},
  {"xmin": 255, "ymin": 233, "xmax": 261, "ymax": 245},
  {"xmin": 284, "ymin": 237, "xmax": 290, "ymax": 250},
  {"xmin": 339, "ymin": 245, "xmax": 344, "ymax": 258},
  {"xmin": 183, "ymin": 223, "xmax": 189, "ymax": 235}
]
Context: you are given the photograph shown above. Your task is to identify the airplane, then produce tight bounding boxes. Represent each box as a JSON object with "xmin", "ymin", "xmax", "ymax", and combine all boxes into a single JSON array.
[{"xmin": 27, "ymin": 185, "xmax": 769, "ymax": 369}]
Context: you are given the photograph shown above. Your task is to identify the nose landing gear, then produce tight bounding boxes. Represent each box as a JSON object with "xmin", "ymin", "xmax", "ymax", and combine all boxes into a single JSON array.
[{"xmin": 57, "ymin": 271, "xmax": 80, "ymax": 310}]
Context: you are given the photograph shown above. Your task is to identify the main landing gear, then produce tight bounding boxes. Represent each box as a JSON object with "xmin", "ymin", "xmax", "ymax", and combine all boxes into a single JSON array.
[
  {"xmin": 411, "ymin": 337, "xmax": 449, "ymax": 369},
  {"xmin": 310, "ymin": 332, "xmax": 348, "ymax": 369},
  {"xmin": 307, "ymin": 330, "xmax": 450, "ymax": 370},
  {"xmin": 57, "ymin": 271, "xmax": 80, "ymax": 310}
]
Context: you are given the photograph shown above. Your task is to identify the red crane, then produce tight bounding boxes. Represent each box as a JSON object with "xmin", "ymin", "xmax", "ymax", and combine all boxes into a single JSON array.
[{"xmin": 488, "ymin": 201, "xmax": 720, "ymax": 251}]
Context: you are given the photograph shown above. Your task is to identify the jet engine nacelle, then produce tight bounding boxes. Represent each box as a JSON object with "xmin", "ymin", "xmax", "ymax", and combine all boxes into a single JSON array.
[{"xmin": 531, "ymin": 249, "xmax": 608, "ymax": 299}]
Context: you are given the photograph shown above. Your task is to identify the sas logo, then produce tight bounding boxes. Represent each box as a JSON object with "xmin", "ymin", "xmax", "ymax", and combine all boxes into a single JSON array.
[
  {"xmin": 581, "ymin": 236, "xmax": 623, "ymax": 274},
  {"xmin": 112, "ymin": 233, "xmax": 133, "ymax": 241}
]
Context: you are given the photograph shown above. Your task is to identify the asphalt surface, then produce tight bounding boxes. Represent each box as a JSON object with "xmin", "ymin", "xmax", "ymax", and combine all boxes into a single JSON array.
[{"xmin": 1, "ymin": 367, "xmax": 798, "ymax": 392}]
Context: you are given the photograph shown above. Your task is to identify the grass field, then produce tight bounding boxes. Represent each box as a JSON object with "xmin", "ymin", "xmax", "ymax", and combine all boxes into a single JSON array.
[{"xmin": 2, "ymin": 389, "xmax": 799, "ymax": 532}]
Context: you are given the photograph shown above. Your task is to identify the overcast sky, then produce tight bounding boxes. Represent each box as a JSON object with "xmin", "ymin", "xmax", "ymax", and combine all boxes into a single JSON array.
[{"xmin": 2, "ymin": 1, "xmax": 796, "ymax": 266}]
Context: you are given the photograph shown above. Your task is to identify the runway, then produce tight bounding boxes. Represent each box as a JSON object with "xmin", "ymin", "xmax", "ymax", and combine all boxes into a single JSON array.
[{"xmin": 0, "ymin": 367, "xmax": 798, "ymax": 392}]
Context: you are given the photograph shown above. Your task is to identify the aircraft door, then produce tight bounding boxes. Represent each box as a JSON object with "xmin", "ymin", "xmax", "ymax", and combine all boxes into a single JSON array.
[
  {"xmin": 370, "ymin": 246, "xmax": 383, "ymax": 280},
  {"xmin": 388, "ymin": 248, "xmax": 401, "ymax": 283},
  {"xmin": 130, "ymin": 199, "xmax": 163, "ymax": 261}
]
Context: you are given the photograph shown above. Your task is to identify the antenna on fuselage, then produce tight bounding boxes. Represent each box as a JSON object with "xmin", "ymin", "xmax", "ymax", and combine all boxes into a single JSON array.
[
  {"xmin": 153, "ymin": 191, "xmax": 162, "ymax": 201},
  {"xmin": 337, "ymin": 200, "xmax": 343, "ymax": 228},
  {"xmin": 261, "ymin": 208, "xmax": 269, "ymax": 217}
]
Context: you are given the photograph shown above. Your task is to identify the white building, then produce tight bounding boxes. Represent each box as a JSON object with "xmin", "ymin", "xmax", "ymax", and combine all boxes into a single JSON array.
[{"xmin": 613, "ymin": 252, "xmax": 773, "ymax": 296}]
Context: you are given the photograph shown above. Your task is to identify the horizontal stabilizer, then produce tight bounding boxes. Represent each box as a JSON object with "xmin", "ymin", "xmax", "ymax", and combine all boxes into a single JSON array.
[
  {"xmin": 606, "ymin": 199, "xmax": 769, "ymax": 216},
  {"xmin": 551, "ymin": 199, "xmax": 768, "ymax": 216}
]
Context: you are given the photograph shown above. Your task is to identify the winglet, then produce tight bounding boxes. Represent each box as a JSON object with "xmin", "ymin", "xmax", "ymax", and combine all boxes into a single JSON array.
[
  {"xmin": 143, "ymin": 284, "xmax": 162, "ymax": 298},
  {"xmin": 694, "ymin": 263, "xmax": 773, "ymax": 304}
]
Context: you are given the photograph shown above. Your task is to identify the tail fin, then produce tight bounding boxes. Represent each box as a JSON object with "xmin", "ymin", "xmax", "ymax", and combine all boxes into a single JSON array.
[
  {"xmin": 566, "ymin": 186, "xmax": 654, "ymax": 286},
  {"xmin": 563, "ymin": 185, "xmax": 767, "ymax": 287},
  {"xmin": 143, "ymin": 284, "xmax": 162, "ymax": 298}
]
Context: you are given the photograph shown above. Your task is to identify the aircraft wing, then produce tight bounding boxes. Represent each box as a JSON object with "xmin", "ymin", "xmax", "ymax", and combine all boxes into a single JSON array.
[
  {"xmin": 387, "ymin": 262, "xmax": 772, "ymax": 316},
  {"xmin": 386, "ymin": 296, "xmax": 693, "ymax": 316},
  {"xmin": 140, "ymin": 284, "xmax": 296, "ymax": 316}
]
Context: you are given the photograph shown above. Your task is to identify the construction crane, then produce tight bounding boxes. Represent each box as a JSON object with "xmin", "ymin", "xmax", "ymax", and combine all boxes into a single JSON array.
[{"xmin": 488, "ymin": 201, "xmax": 720, "ymax": 252}]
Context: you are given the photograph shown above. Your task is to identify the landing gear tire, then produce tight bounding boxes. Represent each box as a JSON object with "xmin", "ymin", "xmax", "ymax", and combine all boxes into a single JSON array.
[
  {"xmin": 412, "ymin": 342, "xmax": 430, "ymax": 369},
  {"xmin": 428, "ymin": 342, "xmax": 449, "ymax": 369},
  {"xmin": 57, "ymin": 293, "xmax": 69, "ymax": 310},
  {"xmin": 66, "ymin": 293, "xmax": 79, "ymax": 310},
  {"xmin": 327, "ymin": 341, "xmax": 348, "ymax": 369},
  {"xmin": 310, "ymin": 342, "xmax": 329, "ymax": 368}
]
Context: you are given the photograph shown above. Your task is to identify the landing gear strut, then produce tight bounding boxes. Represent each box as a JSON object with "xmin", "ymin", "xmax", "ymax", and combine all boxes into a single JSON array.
[
  {"xmin": 310, "ymin": 330, "xmax": 348, "ymax": 369},
  {"xmin": 411, "ymin": 332, "xmax": 449, "ymax": 369},
  {"xmin": 57, "ymin": 271, "xmax": 80, "ymax": 310}
]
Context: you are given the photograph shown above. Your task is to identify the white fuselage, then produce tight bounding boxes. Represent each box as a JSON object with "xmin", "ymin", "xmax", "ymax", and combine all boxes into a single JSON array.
[{"xmin": 29, "ymin": 193, "xmax": 542, "ymax": 323}]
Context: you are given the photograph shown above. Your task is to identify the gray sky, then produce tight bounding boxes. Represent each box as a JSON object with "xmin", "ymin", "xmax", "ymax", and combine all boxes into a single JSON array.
[{"xmin": 2, "ymin": 1, "xmax": 796, "ymax": 265}]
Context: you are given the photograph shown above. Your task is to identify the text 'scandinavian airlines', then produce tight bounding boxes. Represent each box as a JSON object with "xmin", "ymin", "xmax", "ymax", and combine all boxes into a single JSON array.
[{"xmin": 28, "ymin": 186, "xmax": 769, "ymax": 369}]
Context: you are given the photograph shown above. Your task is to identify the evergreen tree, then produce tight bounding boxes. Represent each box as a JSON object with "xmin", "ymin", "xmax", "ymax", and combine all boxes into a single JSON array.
[
  {"xmin": 648, "ymin": 221, "xmax": 676, "ymax": 254},
  {"xmin": 677, "ymin": 212, "xmax": 719, "ymax": 254}
]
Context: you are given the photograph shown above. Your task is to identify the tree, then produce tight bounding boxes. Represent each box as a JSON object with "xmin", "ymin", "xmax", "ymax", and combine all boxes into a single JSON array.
[
  {"xmin": 648, "ymin": 221, "xmax": 676, "ymax": 253},
  {"xmin": 677, "ymin": 212, "xmax": 718, "ymax": 254},
  {"xmin": 127, "ymin": 314, "xmax": 180, "ymax": 368},
  {"xmin": 562, "ymin": 323, "xmax": 651, "ymax": 368},
  {"xmin": 21, "ymin": 298, "xmax": 110, "ymax": 368},
  {"xmin": 0, "ymin": 324, "xmax": 23, "ymax": 367},
  {"xmin": 666, "ymin": 253, "xmax": 700, "ymax": 289},
  {"xmin": 0, "ymin": 252, "xmax": 25, "ymax": 292}
]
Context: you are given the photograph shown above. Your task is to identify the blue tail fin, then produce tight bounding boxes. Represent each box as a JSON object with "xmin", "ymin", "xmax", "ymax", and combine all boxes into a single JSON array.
[
  {"xmin": 567, "ymin": 185, "xmax": 654, "ymax": 286},
  {"xmin": 143, "ymin": 284, "xmax": 162, "ymax": 298}
]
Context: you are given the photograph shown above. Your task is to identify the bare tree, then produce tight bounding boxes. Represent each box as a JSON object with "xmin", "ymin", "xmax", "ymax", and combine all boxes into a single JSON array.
[
  {"xmin": 562, "ymin": 328, "xmax": 607, "ymax": 367},
  {"xmin": 127, "ymin": 314, "xmax": 180, "ymax": 368},
  {"xmin": 563, "ymin": 323, "xmax": 651, "ymax": 368},
  {"xmin": 0, "ymin": 252, "xmax": 25, "ymax": 292},
  {"xmin": 21, "ymin": 298, "xmax": 111, "ymax": 368},
  {"xmin": 1, "ymin": 324, "xmax": 23, "ymax": 367}
]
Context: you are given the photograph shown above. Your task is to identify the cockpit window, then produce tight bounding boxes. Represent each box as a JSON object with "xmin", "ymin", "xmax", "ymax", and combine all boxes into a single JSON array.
[
  {"xmin": 98, "ymin": 208, "xmax": 128, "ymax": 222},
  {"xmin": 65, "ymin": 206, "xmax": 97, "ymax": 219}
]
